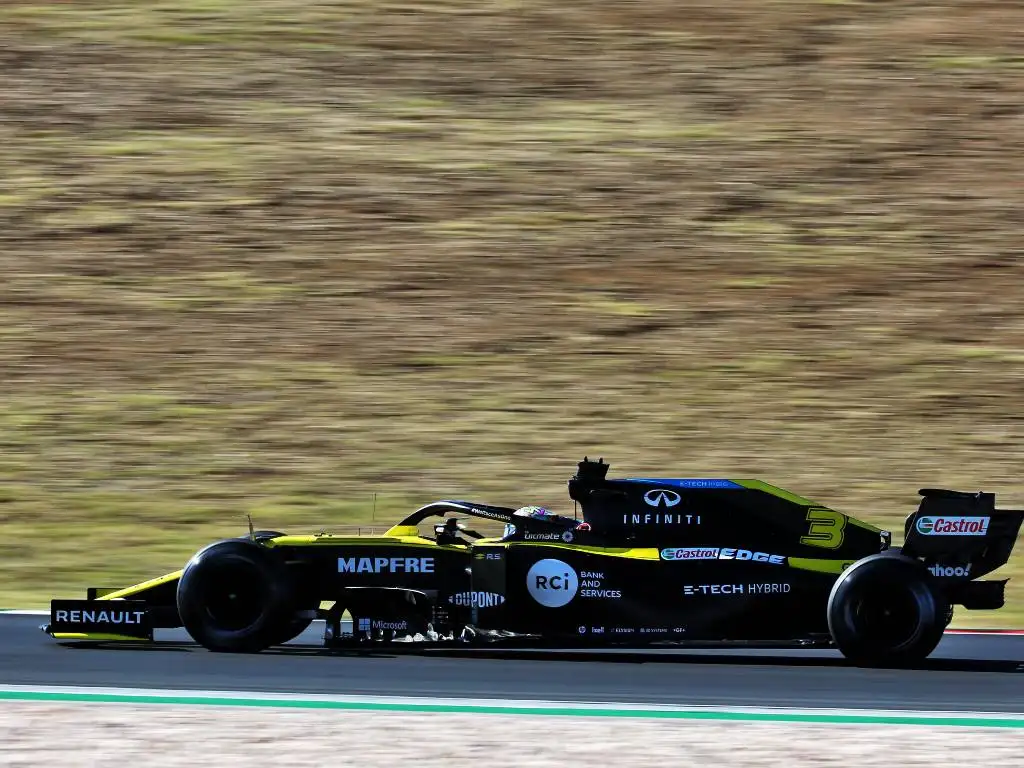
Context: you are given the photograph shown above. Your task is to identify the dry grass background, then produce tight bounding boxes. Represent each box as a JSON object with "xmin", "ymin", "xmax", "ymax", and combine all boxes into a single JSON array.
[{"xmin": 1, "ymin": 1, "xmax": 1023, "ymax": 624}]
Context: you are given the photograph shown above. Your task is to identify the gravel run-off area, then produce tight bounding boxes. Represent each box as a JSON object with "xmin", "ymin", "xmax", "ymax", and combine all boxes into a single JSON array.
[{"xmin": 1, "ymin": 703, "xmax": 1022, "ymax": 767}]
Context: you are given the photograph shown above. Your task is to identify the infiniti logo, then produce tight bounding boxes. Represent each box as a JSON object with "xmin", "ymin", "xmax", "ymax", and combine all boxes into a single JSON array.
[{"xmin": 644, "ymin": 489, "xmax": 681, "ymax": 508}]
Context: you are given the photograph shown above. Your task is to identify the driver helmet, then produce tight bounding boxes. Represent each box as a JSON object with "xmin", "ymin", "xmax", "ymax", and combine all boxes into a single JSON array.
[
  {"xmin": 504, "ymin": 506, "xmax": 560, "ymax": 538},
  {"xmin": 513, "ymin": 505, "xmax": 557, "ymax": 521}
]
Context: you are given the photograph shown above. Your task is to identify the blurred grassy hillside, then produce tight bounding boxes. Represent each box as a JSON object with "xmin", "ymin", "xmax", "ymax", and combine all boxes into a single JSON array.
[{"xmin": 1, "ymin": 1, "xmax": 1023, "ymax": 625}]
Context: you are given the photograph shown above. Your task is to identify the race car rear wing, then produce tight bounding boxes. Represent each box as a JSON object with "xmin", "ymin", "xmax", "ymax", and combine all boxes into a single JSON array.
[{"xmin": 902, "ymin": 488, "xmax": 1024, "ymax": 580}]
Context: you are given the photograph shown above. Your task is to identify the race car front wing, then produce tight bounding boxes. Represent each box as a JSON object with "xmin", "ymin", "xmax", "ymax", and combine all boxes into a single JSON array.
[{"xmin": 44, "ymin": 599, "xmax": 153, "ymax": 642}]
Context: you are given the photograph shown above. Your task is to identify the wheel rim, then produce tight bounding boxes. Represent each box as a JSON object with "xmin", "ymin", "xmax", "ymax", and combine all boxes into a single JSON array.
[
  {"xmin": 848, "ymin": 580, "xmax": 923, "ymax": 652},
  {"xmin": 198, "ymin": 557, "xmax": 269, "ymax": 632}
]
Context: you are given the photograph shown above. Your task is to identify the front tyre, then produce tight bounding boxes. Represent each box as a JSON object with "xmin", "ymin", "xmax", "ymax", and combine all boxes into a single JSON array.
[
  {"xmin": 177, "ymin": 538, "xmax": 297, "ymax": 653},
  {"xmin": 827, "ymin": 553, "xmax": 948, "ymax": 667},
  {"xmin": 244, "ymin": 531, "xmax": 314, "ymax": 645}
]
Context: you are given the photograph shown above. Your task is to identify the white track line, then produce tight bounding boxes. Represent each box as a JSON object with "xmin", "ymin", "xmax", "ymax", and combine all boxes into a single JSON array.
[{"xmin": 0, "ymin": 684, "xmax": 1020, "ymax": 721}]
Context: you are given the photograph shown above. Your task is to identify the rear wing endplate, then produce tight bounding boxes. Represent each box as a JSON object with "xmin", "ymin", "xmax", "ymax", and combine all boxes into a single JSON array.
[{"xmin": 902, "ymin": 488, "xmax": 1024, "ymax": 579}]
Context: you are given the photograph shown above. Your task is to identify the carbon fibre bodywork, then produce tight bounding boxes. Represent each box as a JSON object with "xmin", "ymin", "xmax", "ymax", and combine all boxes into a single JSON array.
[{"xmin": 44, "ymin": 458, "xmax": 1021, "ymax": 650}]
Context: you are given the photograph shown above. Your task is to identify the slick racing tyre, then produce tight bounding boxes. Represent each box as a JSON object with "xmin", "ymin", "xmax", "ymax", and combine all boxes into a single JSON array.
[
  {"xmin": 268, "ymin": 610, "xmax": 316, "ymax": 647},
  {"xmin": 244, "ymin": 531, "xmax": 314, "ymax": 645},
  {"xmin": 827, "ymin": 553, "xmax": 948, "ymax": 667},
  {"xmin": 177, "ymin": 538, "xmax": 297, "ymax": 653}
]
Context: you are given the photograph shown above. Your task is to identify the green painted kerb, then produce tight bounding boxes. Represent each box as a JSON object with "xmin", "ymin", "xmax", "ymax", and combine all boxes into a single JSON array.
[{"xmin": 0, "ymin": 690, "xmax": 1020, "ymax": 728}]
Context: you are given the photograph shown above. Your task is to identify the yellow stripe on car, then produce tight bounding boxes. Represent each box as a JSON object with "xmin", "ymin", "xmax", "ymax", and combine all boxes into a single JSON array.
[
  {"xmin": 264, "ymin": 535, "xmax": 445, "ymax": 549},
  {"xmin": 96, "ymin": 570, "xmax": 183, "ymax": 600},
  {"xmin": 512, "ymin": 543, "xmax": 661, "ymax": 560},
  {"xmin": 734, "ymin": 479, "xmax": 883, "ymax": 534},
  {"xmin": 50, "ymin": 633, "xmax": 148, "ymax": 642}
]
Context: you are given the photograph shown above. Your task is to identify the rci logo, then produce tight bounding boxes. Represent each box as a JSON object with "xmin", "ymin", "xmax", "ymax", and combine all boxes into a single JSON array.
[
  {"xmin": 643, "ymin": 489, "xmax": 681, "ymax": 508},
  {"xmin": 526, "ymin": 558, "xmax": 578, "ymax": 607}
]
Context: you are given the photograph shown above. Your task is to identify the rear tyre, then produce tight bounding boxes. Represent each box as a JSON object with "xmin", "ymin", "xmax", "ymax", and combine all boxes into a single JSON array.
[
  {"xmin": 177, "ymin": 538, "xmax": 297, "ymax": 653},
  {"xmin": 827, "ymin": 553, "xmax": 948, "ymax": 667}
]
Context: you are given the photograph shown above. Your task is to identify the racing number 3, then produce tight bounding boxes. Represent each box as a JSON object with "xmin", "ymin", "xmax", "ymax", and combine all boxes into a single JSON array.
[{"xmin": 800, "ymin": 508, "xmax": 846, "ymax": 550}]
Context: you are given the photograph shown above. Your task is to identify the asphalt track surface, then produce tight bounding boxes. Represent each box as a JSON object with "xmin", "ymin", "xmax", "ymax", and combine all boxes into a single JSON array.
[{"xmin": 3, "ymin": 615, "xmax": 1023, "ymax": 713}]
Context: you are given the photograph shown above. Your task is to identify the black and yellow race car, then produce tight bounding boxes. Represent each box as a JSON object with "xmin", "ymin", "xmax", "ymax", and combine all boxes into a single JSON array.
[{"xmin": 44, "ymin": 457, "xmax": 1022, "ymax": 666}]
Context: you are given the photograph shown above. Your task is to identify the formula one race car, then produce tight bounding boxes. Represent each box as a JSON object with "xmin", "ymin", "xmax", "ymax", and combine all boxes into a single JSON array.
[{"xmin": 44, "ymin": 458, "xmax": 1023, "ymax": 666}]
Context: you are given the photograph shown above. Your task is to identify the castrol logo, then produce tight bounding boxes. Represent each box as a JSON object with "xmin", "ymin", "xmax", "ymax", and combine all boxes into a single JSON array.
[{"xmin": 916, "ymin": 516, "xmax": 990, "ymax": 536}]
